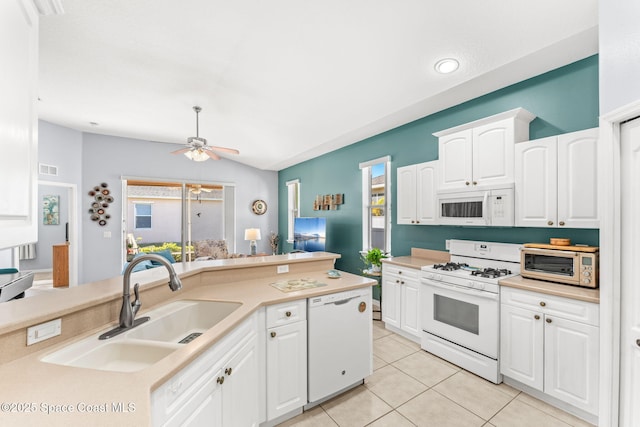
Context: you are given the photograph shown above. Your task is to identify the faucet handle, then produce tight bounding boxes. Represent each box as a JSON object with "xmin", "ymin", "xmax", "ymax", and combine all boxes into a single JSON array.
[{"xmin": 132, "ymin": 283, "xmax": 141, "ymax": 315}]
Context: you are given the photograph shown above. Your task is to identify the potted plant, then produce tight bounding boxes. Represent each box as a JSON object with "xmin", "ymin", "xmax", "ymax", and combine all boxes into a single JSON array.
[{"xmin": 363, "ymin": 247, "xmax": 387, "ymax": 273}]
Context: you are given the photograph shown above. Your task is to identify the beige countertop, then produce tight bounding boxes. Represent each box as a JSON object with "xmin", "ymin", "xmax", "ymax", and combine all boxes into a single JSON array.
[
  {"xmin": 382, "ymin": 247, "xmax": 450, "ymax": 269},
  {"xmin": 499, "ymin": 275, "xmax": 600, "ymax": 304},
  {"xmin": 0, "ymin": 252, "xmax": 375, "ymax": 426}
]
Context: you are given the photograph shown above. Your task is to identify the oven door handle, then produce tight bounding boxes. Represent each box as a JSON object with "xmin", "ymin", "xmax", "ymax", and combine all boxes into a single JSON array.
[{"xmin": 422, "ymin": 279, "xmax": 499, "ymax": 301}]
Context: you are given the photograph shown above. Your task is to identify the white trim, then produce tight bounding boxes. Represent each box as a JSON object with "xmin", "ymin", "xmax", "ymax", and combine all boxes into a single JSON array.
[
  {"xmin": 37, "ymin": 180, "xmax": 78, "ymax": 287},
  {"xmin": 285, "ymin": 178, "xmax": 300, "ymax": 186},
  {"xmin": 598, "ymin": 99, "xmax": 640, "ymax": 427},
  {"xmin": 121, "ymin": 175, "xmax": 236, "ymax": 188},
  {"xmin": 359, "ymin": 155, "xmax": 391, "ymax": 170},
  {"xmin": 432, "ymin": 107, "xmax": 536, "ymax": 137}
]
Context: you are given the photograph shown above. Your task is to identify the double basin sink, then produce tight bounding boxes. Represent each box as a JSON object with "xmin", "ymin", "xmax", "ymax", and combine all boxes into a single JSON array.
[{"xmin": 42, "ymin": 300, "xmax": 241, "ymax": 373}]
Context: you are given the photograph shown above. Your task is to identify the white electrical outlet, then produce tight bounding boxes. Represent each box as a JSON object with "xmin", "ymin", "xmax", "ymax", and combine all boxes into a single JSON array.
[
  {"xmin": 445, "ymin": 240, "xmax": 451, "ymax": 250},
  {"xmin": 277, "ymin": 265, "xmax": 289, "ymax": 274},
  {"xmin": 27, "ymin": 318, "xmax": 61, "ymax": 346},
  {"xmin": 103, "ymin": 231, "xmax": 111, "ymax": 238}
]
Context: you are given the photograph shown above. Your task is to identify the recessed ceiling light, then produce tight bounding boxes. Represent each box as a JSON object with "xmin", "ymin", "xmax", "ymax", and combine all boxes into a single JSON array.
[
  {"xmin": 434, "ymin": 58, "xmax": 459, "ymax": 74},
  {"xmin": 89, "ymin": 122, "xmax": 99, "ymax": 126}
]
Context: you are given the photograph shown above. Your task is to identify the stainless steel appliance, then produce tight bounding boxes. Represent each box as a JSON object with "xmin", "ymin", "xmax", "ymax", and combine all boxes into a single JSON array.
[
  {"xmin": 421, "ymin": 240, "xmax": 521, "ymax": 383},
  {"xmin": 436, "ymin": 184, "xmax": 514, "ymax": 226},
  {"xmin": 307, "ymin": 287, "xmax": 372, "ymax": 404},
  {"xmin": 0, "ymin": 270, "xmax": 34, "ymax": 302},
  {"xmin": 520, "ymin": 244, "xmax": 599, "ymax": 288}
]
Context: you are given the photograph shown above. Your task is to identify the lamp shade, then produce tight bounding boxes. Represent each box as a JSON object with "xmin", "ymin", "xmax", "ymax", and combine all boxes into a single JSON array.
[{"xmin": 244, "ymin": 228, "xmax": 261, "ymax": 241}]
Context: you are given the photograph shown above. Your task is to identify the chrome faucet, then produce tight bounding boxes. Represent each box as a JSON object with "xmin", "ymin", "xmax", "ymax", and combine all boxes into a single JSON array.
[{"xmin": 99, "ymin": 254, "xmax": 182, "ymax": 340}]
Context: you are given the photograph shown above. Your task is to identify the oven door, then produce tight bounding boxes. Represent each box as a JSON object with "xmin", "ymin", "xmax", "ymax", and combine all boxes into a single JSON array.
[{"xmin": 421, "ymin": 278, "xmax": 499, "ymax": 358}]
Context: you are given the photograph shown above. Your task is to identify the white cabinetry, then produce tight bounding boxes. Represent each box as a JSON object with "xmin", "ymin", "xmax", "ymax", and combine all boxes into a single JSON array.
[
  {"xmin": 265, "ymin": 300, "xmax": 307, "ymax": 421},
  {"xmin": 434, "ymin": 108, "xmax": 535, "ymax": 191},
  {"xmin": 0, "ymin": 0, "xmax": 39, "ymax": 249},
  {"xmin": 382, "ymin": 264, "xmax": 421, "ymax": 340},
  {"xmin": 151, "ymin": 314, "xmax": 259, "ymax": 427},
  {"xmin": 515, "ymin": 128, "xmax": 599, "ymax": 228},
  {"xmin": 397, "ymin": 161, "xmax": 438, "ymax": 225},
  {"xmin": 500, "ymin": 287, "xmax": 599, "ymax": 415}
]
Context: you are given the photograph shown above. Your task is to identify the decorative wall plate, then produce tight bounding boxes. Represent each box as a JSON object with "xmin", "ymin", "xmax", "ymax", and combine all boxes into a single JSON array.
[{"xmin": 252, "ymin": 199, "xmax": 267, "ymax": 215}]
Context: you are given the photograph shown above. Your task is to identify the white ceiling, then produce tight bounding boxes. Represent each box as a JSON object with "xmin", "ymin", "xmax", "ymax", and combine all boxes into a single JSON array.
[{"xmin": 38, "ymin": 0, "xmax": 598, "ymax": 171}]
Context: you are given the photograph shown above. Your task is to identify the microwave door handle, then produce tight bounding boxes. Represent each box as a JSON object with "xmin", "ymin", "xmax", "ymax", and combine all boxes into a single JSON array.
[{"xmin": 483, "ymin": 191, "xmax": 490, "ymax": 225}]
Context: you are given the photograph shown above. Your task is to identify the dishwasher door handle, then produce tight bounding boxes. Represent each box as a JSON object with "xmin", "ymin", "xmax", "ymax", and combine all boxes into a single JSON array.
[{"xmin": 331, "ymin": 297, "xmax": 357, "ymax": 306}]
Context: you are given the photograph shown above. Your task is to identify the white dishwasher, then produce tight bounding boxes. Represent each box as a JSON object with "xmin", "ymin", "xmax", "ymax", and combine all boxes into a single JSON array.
[{"xmin": 307, "ymin": 287, "xmax": 372, "ymax": 403}]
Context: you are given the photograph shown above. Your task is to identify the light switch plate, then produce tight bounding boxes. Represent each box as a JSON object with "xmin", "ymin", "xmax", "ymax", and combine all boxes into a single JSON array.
[
  {"xmin": 445, "ymin": 240, "xmax": 451, "ymax": 250},
  {"xmin": 27, "ymin": 318, "xmax": 61, "ymax": 346},
  {"xmin": 277, "ymin": 265, "xmax": 289, "ymax": 274}
]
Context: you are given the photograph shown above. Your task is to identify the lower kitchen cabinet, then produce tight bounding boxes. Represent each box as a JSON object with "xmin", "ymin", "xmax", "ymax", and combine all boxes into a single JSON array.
[
  {"xmin": 151, "ymin": 314, "xmax": 259, "ymax": 427},
  {"xmin": 265, "ymin": 300, "xmax": 307, "ymax": 421},
  {"xmin": 382, "ymin": 264, "xmax": 421, "ymax": 340},
  {"xmin": 500, "ymin": 287, "xmax": 599, "ymax": 415}
]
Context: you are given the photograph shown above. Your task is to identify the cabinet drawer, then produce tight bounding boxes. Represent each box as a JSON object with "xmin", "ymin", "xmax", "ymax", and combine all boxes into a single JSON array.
[
  {"xmin": 501, "ymin": 287, "xmax": 599, "ymax": 326},
  {"xmin": 382, "ymin": 264, "xmax": 419, "ymax": 279},
  {"xmin": 266, "ymin": 299, "xmax": 306, "ymax": 328}
]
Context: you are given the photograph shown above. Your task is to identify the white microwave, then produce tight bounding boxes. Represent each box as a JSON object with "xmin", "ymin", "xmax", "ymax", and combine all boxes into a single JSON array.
[{"xmin": 436, "ymin": 184, "xmax": 514, "ymax": 226}]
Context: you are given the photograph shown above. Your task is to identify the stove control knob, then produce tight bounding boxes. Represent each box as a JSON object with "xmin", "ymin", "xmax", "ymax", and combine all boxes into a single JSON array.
[
  {"xmin": 425, "ymin": 272, "xmax": 434, "ymax": 279},
  {"xmin": 476, "ymin": 282, "xmax": 485, "ymax": 290},
  {"xmin": 435, "ymin": 274, "xmax": 443, "ymax": 281},
  {"xmin": 467, "ymin": 281, "xmax": 474, "ymax": 288}
]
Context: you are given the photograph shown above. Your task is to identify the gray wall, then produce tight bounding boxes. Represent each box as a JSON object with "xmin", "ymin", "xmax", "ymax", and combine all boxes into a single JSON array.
[
  {"xmin": 81, "ymin": 132, "xmax": 278, "ymax": 283},
  {"xmin": 599, "ymin": 0, "xmax": 640, "ymax": 114}
]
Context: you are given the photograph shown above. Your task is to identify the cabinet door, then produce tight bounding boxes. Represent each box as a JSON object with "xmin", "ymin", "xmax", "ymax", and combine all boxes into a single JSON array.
[
  {"xmin": 544, "ymin": 315, "xmax": 599, "ymax": 415},
  {"xmin": 397, "ymin": 165, "xmax": 417, "ymax": 224},
  {"xmin": 415, "ymin": 161, "xmax": 438, "ymax": 224},
  {"xmin": 222, "ymin": 335, "xmax": 259, "ymax": 427},
  {"xmin": 514, "ymin": 136, "xmax": 558, "ymax": 227},
  {"xmin": 0, "ymin": 0, "xmax": 38, "ymax": 248},
  {"xmin": 400, "ymin": 278, "xmax": 421, "ymax": 337},
  {"xmin": 266, "ymin": 321, "xmax": 307, "ymax": 420},
  {"xmin": 381, "ymin": 274, "xmax": 401, "ymax": 328},
  {"xmin": 557, "ymin": 128, "xmax": 599, "ymax": 228},
  {"xmin": 472, "ymin": 118, "xmax": 515, "ymax": 186},
  {"xmin": 438, "ymin": 129, "xmax": 473, "ymax": 190},
  {"xmin": 500, "ymin": 304, "xmax": 544, "ymax": 390},
  {"xmin": 163, "ymin": 369, "xmax": 223, "ymax": 427}
]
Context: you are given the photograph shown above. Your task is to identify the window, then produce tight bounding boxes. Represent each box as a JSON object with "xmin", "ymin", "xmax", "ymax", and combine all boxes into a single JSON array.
[
  {"xmin": 286, "ymin": 179, "xmax": 300, "ymax": 243},
  {"xmin": 360, "ymin": 156, "xmax": 391, "ymax": 253},
  {"xmin": 134, "ymin": 203, "xmax": 152, "ymax": 229}
]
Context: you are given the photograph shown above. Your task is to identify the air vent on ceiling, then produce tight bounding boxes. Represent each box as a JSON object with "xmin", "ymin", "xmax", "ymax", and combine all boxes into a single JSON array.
[{"xmin": 39, "ymin": 163, "xmax": 58, "ymax": 176}]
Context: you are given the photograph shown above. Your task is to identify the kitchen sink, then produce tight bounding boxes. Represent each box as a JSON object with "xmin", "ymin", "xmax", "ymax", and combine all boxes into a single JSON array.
[
  {"xmin": 126, "ymin": 300, "xmax": 242, "ymax": 344},
  {"xmin": 42, "ymin": 340, "xmax": 179, "ymax": 372},
  {"xmin": 42, "ymin": 299, "xmax": 242, "ymax": 372}
]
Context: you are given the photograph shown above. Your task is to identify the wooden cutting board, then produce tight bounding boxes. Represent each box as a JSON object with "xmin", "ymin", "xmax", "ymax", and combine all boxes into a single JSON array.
[{"xmin": 523, "ymin": 243, "xmax": 599, "ymax": 252}]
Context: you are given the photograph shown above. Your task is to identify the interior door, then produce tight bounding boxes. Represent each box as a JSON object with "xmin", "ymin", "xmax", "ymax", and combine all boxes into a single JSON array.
[{"xmin": 620, "ymin": 116, "xmax": 640, "ymax": 426}]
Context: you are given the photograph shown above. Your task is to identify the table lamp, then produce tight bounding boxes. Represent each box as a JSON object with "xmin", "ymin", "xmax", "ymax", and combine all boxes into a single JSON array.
[{"xmin": 244, "ymin": 228, "xmax": 261, "ymax": 255}]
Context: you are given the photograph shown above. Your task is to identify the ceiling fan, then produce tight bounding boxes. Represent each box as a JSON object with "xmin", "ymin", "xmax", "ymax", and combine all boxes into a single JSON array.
[
  {"xmin": 189, "ymin": 184, "xmax": 212, "ymax": 195},
  {"xmin": 171, "ymin": 106, "xmax": 240, "ymax": 162}
]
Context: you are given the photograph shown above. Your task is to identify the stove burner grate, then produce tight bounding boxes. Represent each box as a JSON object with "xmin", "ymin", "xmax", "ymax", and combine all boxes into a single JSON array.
[
  {"xmin": 471, "ymin": 268, "xmax": 512, "ymax": 279},
  {"xmin": 432, "ymin": 262, "xmax": 469, "ymax": 271}
]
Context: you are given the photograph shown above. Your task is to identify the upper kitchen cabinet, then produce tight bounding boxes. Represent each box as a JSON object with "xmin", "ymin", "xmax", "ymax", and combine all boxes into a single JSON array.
[
  {"xmin": 0, "ymin": 0, "xmax": 40, "ymax": 249},
  {"xmin": 434, "ymin": 108, "xmax": 536, "ymax": 191},
  {"xmin": 515, "ymin": 128, "xmax": 599, "ymax": 229},
  {"xmin": 397, "ymin": 161, "xmax": 438, "ymax": 225}
]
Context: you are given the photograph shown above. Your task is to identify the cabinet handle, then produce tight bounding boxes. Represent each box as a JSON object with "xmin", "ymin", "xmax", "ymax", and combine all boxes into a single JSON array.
[
  {"xmin": 398, "ymin": 271, "xmax": 402, "ymax": 274},
  {"xmin": 396, "ymin": 279, "xmax": 400, "ymax": 284},
  {"xmin": 636, "ymin": 339, "xmax": 640, "ymax": 347},
  {"xmin": 401, "ymin": 281, "xmax": 405, "ymax": 285},
  {"xmin": 546, "ymin": 318, "xmax": 553, "ymax": 323},
  {"xmin": 416, "ymin": 220, "xmax": 420, "ymax": 224},
  {"xmin": 465, "ymin": 181, "xmax": 470, "ymax": 186},
  {"xmin": 285, "ymin": 311, "xmax": 292, "ymax": 317},
  {"xmin": 472, "ymin": 181, "xmax": 477, "ymax": 185},
  {"xmin": 539, "ymin": 301, "xmax": 546, "ymax": 307},
  {"xmin": 411, "ymin": 220, "xmax": 415, "ymax": 223},
  {"xmin": 534, "ymin": 315, "xmax": 540, "ymax": 320},
  {"xmin": 559, "ymin": 221, "xmax": 565, "ymax": 226},
  {"xmin": 270, "ymin": 331, "xmax": 276, "ymax": 338},
  {"xmin": 547, "ymin": 221, "xmax": 554, "ymax": 226},
  {"xmin": 225, "ymin": 367, "xmax": 233, "ymax": 376},
  {"xmin": 217, "ymin": 376, "xmax": 225, "ymax": 384}
]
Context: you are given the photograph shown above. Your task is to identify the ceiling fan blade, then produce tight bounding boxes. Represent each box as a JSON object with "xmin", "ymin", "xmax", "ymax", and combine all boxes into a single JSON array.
[
  {"xmin": 209, "ymin": 145, "xmax": 240, "ymax": 155},
  {"xmin": 205, "ymin": 150, "xmax": 220, "ymax": 160},
  {"xmin": 171, "ymin": 147, "xmax": 191, "ymax": 155}
]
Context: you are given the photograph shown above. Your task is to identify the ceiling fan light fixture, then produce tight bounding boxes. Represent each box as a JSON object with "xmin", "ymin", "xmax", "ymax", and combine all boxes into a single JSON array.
[
  {"xmin": 434, "ymin": 58, "xmax": 459, "ymax": 74},
  {"xmin": 184, "ymin": 148, "xmax": 209, "ymax": 162}
]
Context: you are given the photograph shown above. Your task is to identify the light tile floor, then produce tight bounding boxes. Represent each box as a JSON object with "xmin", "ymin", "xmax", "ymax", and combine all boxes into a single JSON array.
[{"xmin": 279, "ymin": 321, "xmax": 595, "ymax": 427}]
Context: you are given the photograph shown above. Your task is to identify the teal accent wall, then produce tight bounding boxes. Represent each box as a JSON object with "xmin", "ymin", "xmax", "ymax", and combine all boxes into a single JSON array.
[{"xmin": 278, "ymin": 55, "xmax": 599, "ymax": 275}]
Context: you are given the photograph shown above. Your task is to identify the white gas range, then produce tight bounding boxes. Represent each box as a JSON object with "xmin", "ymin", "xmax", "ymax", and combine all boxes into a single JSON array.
[{"xmin": 420, "ymin": 240, "xmax": 522, "ymax": 384}]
